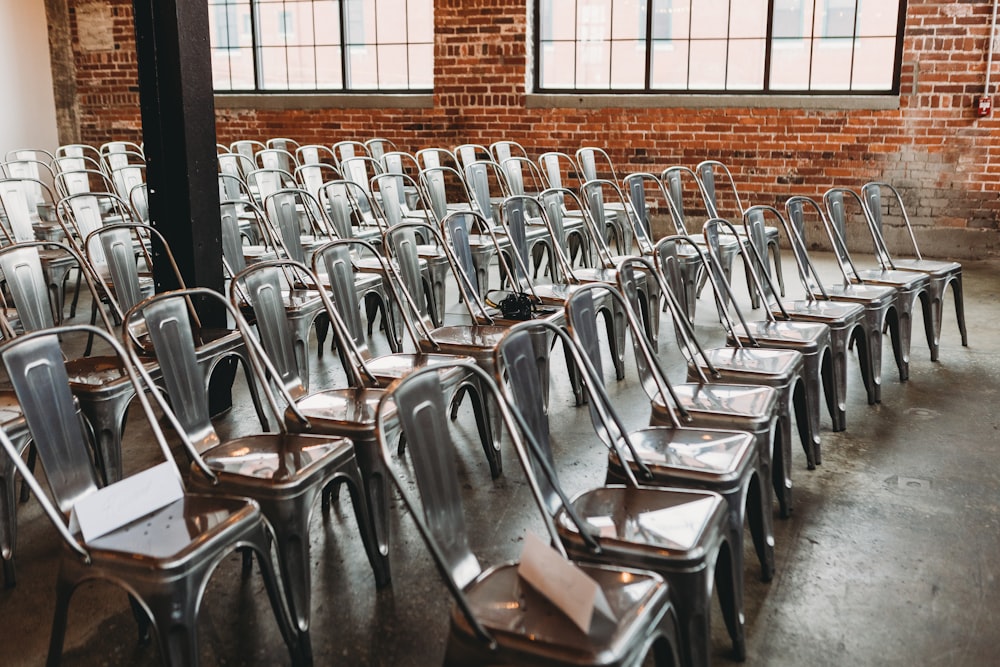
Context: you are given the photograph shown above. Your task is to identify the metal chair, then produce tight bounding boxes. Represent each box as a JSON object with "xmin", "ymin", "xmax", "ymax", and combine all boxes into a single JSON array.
[
  {"xmin": 84, "ymin": 223, "xmax": 271, "ymax": 429},
  {"xmin": 0, "ymin": 306, "xmax": 32, "ymax": 588},
  {"xmin": 696, "ymin": 159, "xmax": 785, "ymax": 298},
  {"xmin": 566, "ymin": 279, "xmax": 776, "ymax": 578},
  {"xmin": 0, "ymin": 325, "xmax": 304, "ymax": 666},
  {"xmin": 496, "ymin": 323, "xmax": 748, "ymax": 666},
  {"xmin": 824, "ymin": 187, "xmax": 932, "ymax": 381},
  {"xmin": 123, "ymin": 286, "xmax": 375, "ymax": 662},
  {"xmin": 703, "ymin": 218, "xmax": 832, "ymax": 469},
  {"xmin": 786, "ymin": 196, "xmax": 902, "ymax": 403},
  {"xmin": 375, "ymin": 360, "xmax": 684, "ymax": 667},
  {"xmin": 744, "ymin": 204, "xmax": 873, "ymax": 432},
  {"xmin": 860, "ymin": 181, "xmax": 967, "ymax": 361},
  {"xmin": 655, "ymin": 235, "xmax": 808, "ymax": 518}
]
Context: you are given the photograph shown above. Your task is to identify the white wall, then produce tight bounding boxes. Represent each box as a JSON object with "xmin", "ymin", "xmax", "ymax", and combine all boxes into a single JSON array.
[{"xmin": 0, "ymin": 0, "xmax": 58, "ymax": 158}]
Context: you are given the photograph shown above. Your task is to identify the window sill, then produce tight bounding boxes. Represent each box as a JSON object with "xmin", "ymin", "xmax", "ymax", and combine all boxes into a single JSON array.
[
  {"xmin": 526, "ymin": 93, "xmax": 900, "ymax": 111},
  {"xmin": 214, "ymin": 93, "xmax": 434, "ymax": 110}
]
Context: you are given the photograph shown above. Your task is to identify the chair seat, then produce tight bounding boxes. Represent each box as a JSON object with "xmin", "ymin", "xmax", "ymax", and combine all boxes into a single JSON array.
[
  {"xmin": 455, "ymin": 560, "xmax": 670, "ymax": 658},
  {"xmin": 427, "ymin": 325, "xmax": 510, "ymax": 348},
  {"xmin": 892, "ymin": 258, "xmax": 961, "ymax": 277},
  {"xmin": 819, "ymin": 283, "xmax": 896, "ymax": 307},
  {"xmin": 854, "ymin": 268, "xmax": 930, "ymax": 291},
  {"xmin": 84, "ymin": 494, "xmax": 262, "ymax": 564},
  {"xmin": 363, "ymin": 352, "xmax": 470, "ymax": 382},
  {"xmin": 661, "ymin": 383, "xmax": 778, "ymax": 428},
  {"xmin": 730, "ymin": 320, "xmax": 829, "ymax": 354},
  {"xmin": 197, "ymin": 432, "xmax": 355, "ymax": 490},
  {"xmin": 774, "ymin": 299, "xmax": 865, "ymax": 325},
  {"xmin": 696, "ymin": 347, "xmax": 802, "ymax": 381},
  {"xmin": 560, "ymin": 485, "xmax": 726, "ymax": 560},
  {"xmin": 614, "ymin": 427, "xmax": 757, "ymax": 489},
  {"xmin": 293, "ymin": 387, "xmax": 384, "ymax": 432}
]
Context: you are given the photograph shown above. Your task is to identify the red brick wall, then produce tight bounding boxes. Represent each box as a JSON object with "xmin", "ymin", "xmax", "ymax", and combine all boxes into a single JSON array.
[{"xmin": 65, "ymin": 0, "xmax": 1000, "ymax": 244}]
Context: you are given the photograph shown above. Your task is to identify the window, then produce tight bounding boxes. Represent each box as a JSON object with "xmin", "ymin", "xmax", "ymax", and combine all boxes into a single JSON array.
[
  {"xmin": 209, "ymin": 0, "xmax": 433, "ymax": 92},
  {"xmin": 535, "ymin": 0, "xmax": 905, "ymax": 94}
]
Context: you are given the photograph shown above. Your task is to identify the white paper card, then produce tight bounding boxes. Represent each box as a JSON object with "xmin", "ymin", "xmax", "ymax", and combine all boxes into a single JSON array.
[
  {"xmin": 70, "ymin": 462, "xmax": 185, "ymax": 544},
  {"xmin": 517, "ymin": 531, "xmax": 616, "ymax": 634}
]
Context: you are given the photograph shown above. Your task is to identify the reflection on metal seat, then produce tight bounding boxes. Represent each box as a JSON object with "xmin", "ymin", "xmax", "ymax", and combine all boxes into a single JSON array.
[
  {"xmin": 0, "ymin": 325, "xmax": 304, "ymax": 666},
  {"xmin": 376, "ymin": 360, "xmax": 684, "ymax": 667}
]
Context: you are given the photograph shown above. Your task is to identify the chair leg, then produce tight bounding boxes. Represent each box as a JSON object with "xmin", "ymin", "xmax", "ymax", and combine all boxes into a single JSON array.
[
  {"xmin": 714, "ymin": 542, "xmax": 747, "ymax": 662},
  {"xmin": 247, "ymin": 528, "xmax": 313, "ymax": 666},
  {"xmin": 953, "ymin": 274, "xmax": 968, "ymax": 346},
  {"xmin": 602, "ymin": 301, "xmax": 627, "ymax": 381},
  {"xmin": 768, "ymin": 240, "xmax": 785, "ymax": 298},
  {"xmin": 347, "ymin": 437, "xmax": 393, "ymax": 588},
  {"xmin": 1, "ymin": 455, "xmax": 16, "ymax": 589},
  {"xmin": 919, "ymin": 289, "xmax": 940, "ymax": 362},
  {"xmin": 791, "ymin": 379, "xmax": 816, "ymax": 470},
  {"xmin": 19, "ymin": 444, "xmax": 36, "ymax": 503},
  {"xmin": 145, "ymin": 581, "xmax": 204, "ymax": 666},
  {"xmin": 457, "ymin": 376, "xmax": 503, "ymax": 478},
  {"xmin": 46, "ymin": 573, "xmax": 75, "ymax": 667},
  {"xmin": 746, "ymin": 472, "xmax": 775, "ymax": 582},
  {"xmin": 773, "ymin": 412, "xmax": 793, "ymax": 519}
]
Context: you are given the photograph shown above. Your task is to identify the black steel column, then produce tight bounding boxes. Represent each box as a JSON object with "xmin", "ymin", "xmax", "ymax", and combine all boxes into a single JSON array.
[
  {"xmin": 132, "ymin": 0, "xmax": 235, "ymax": 410},
  {"xmin": 132, "ymin": 0, "xmax": 222, "ymax": 302}
]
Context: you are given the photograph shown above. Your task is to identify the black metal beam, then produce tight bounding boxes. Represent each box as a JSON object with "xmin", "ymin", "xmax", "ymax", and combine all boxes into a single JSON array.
[
  {"xmin": 132, "ymin": 0, "xmax": 235, "ymax": 411},
  {"xmin": 132, "ymin": 0, "xmax": 222, "ymax": 309}
]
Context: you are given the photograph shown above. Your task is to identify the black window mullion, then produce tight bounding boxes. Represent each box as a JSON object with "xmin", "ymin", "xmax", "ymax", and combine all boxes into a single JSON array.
[
  {"xmin": 251, "ymin": 0, "xmax": 263, "ymax": 89},
  {"xmin": 643, "ymin": 1, "xmax": 652, "ymax": 90},
  {"xmin": 890, "ymin": 0, "xmax": 908, "ymax": 95},
  {"xmin": 763, "ymin": 0, "xmax": 775, "ymax": 91},
  {"xmin": 340, "ymin": 0, "xmax": 350, "ymax": 89}
]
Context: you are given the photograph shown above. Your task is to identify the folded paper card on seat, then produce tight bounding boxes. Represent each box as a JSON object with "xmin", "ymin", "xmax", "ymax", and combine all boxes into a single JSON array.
[
  {"xmin": 69, "ymin": 461, "xmax": 185, "ymax": 544},
  {"xmin": 517, "ymin": 531, "xmax": 616, "ymax": 634}
]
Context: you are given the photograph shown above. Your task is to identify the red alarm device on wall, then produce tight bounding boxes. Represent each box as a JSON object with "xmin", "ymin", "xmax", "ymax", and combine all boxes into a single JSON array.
[{"xmin": 977, "ymin": 95, "xmax": 992, "ymax": 117}]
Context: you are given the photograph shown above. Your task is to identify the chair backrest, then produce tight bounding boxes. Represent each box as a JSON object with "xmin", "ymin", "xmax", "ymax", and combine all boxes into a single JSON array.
[
  {"xmin": 498, "ymin": 195, "xmax": 544, "ymax": 293},
  {"xmin": 419, "ymin": 164, "xmax": 470, "ymax": 223},
  {"xmin": 219, "ymin": 151, "xmax": 256, "ymax": 182},
  {"xmin": 365, "ymin": 137, "xmax": 397, "ymax": 163},
  {"xmin": 295, "ymin": 143, "xmax": 336, "ymax": 166},
  {"xmin": 822, "ymin": 187, "xmax": 872, "ymax": 272},
  {"xmin": 861, "ymin": 181, "xmax": 920, "ymax": 264},
  {"xmin": 696, "ymin": 160, "xmax": 745, "ymax": 219},
  {"xmin": 0, "ymin": 178, "xmax": 51, "ymax": 242},
  {"xmin": 454, "ymin": 143, "xmax": 491, "ymax": 170},
  {"xmin": 575, "ymin": 146, "xmax": 617, "ymax": 183},
  {"xmin": 332, "ymin": 140, "xmax": 368, "ymax": 167},
  {"xmin": 220, "ymin": 202, "xmax": 248, "ymax": 276},
  {"xmin": 256, "ymin": 147, "xmax": 297, "ymax": 174},
  {"xmin": 230, "ymin": 139, "xmax": 266, "ymax": 165},
  {"xmin": 464, "ymin": 160, "xmax": 503, "ymax": 225},
  {"xmin": 489, "ymin": 140, "xmax": 529, "ymax": 164},
  {"xmin": 295, "ymin": 161, "xmax": 340, "ymax": 203}
]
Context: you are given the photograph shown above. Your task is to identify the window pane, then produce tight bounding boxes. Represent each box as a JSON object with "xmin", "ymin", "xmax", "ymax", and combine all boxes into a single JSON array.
[
  {"xmin": 852, "ymin": 36, "xmax": 896, "ymax": 89},
  {"xmin": 377, "ymin": 0, "xmax": 408, "ymax": 43},
  {"xmin": 315, "ymin": 45, "xmax": 343, "ymax": 87},
  {"xmin": 260, "ymin": 46, "xmax": 290, "ymax": 88},
  {"xmin": 613, "ymin": 0, "xmax": 645, "ymax": 40},
  {"xmin": 408, "ymin": 43, "xmax": 433, "ymax": 88},
  {"xmin": 688, "ymin": 39, "xmax": 727, "ymax": 89},
  {"xmin": 408, "ymin": 0, "xmax": 433, "ymax": 42},
  {"xmin": 663, "ymin": 0, "xmax": 690, "ymax": 40},
  {"xmin": 257, "ymin": 2, "xmax": 286, "ymax": 47},
  {"xmin": 578, "ymin": 0, "xmax": 612, "ymax": 42},
  {"xmin": 729, "ymin": 0, "xmax": 768, "ymax": 39},
  {"xmin": 545, "ymin": 0, "xmax": 576, "ymax": 41},
  {"xmin": 610, "ymin": 40, "xmax": 646, "ymax": 88},
  {"xmin": 857, "ymin": 0, "xmax": 899, "ymax": 36},
  {"xmin": 286, "ymin": 46, "xmax": 317, "ymax": 88},
  {"xmin": 378, "ymin": 44, "xmax": 409, "ymax": 87},
  {"xmin": 810, "ymin": 37, "xmax": 853, "ymax": 89},
  {"xmin": 818, "ymin": 0, "xmax": 857, "ymax": 38},
  {"xmin": 650, "ymin": 39, "xmax": 689, "ymax": 88},
  {"xmin": 690, "ymin": 0, "xmax": 730, "ymax": 39},
  {"xmin": 540, "ymin": 42, "xmax": 577, "ymax": 88},
  {"xmin": 773, "ymin": 0, "xmax": 814, "ymax": 39},
  {"xmin": 576, "ymin": 39, "xmax": 611, "ymax": 88},
  {"xmin": 769, "ymin": 38, "xmax": 811, "ymax": 89},
  {"xmin": 726, "ymin": 38, "xmax": 765, "ymax": 89},
  {"xmin": 313, "ymin": 1, "xmax": 341, "ymax": 45},
  {"xmin": 346, "ymin": 44, "xmax": 378, "ymax": 87}
]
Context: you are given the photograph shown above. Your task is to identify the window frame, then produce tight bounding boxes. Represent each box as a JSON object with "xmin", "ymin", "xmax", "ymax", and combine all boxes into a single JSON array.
[
  {"xmin": 532, "ymin": 0, "xmax": 908, "ymax": 96},
  {"xmin": 210, "ymin": 0, "xmax": 434, "ymax": 95}
]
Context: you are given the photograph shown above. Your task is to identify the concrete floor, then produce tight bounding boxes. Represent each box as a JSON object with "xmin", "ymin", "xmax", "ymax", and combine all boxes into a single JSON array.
[{"xmin": 1, "ymin": 252, "xmax": 999, "ymax": 666}]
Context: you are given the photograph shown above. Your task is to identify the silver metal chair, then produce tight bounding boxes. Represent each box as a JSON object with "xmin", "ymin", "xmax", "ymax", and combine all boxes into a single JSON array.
[
  {"xmin": 860, "ymin": 181, "xmax": 967, "ymax": 361},
  {"xmin": 696, "ymin": 159, "xmax": 785, "ymax": 298},
  {"xmin": 786, "ymin": 196, "xmax": 902, "ymax": 404},
  {"xmin": 824, "ymin": 187, "xmax": 932, "ymax": 381},
  {"xmin": 375, "ymin": 359, "xmax": 684, "ymax": 667},
  {"xmin": 655, "ymin": 235, "xmax": 807, "ymax": 518},
  {"xmin": 745, "ymin": 204, "xmax": 873, "ymax": 432},
  {"xmin": 0, "ymin": 325, "xmax": 304, "ymax": 666},
  {"xmin": 566, "ymin": 279, "xmax": 776, "ymax": 579},
  {"xmin": 703, "ymin": 218, "xmax": 832, "ymax": 469},
  {"xmin": 496, "ymin": 322, "xmax": 749, "ymax": 666},
  {"xmin": 123, "ymin": 286, "xmax": 374, "ymax": 662}
]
